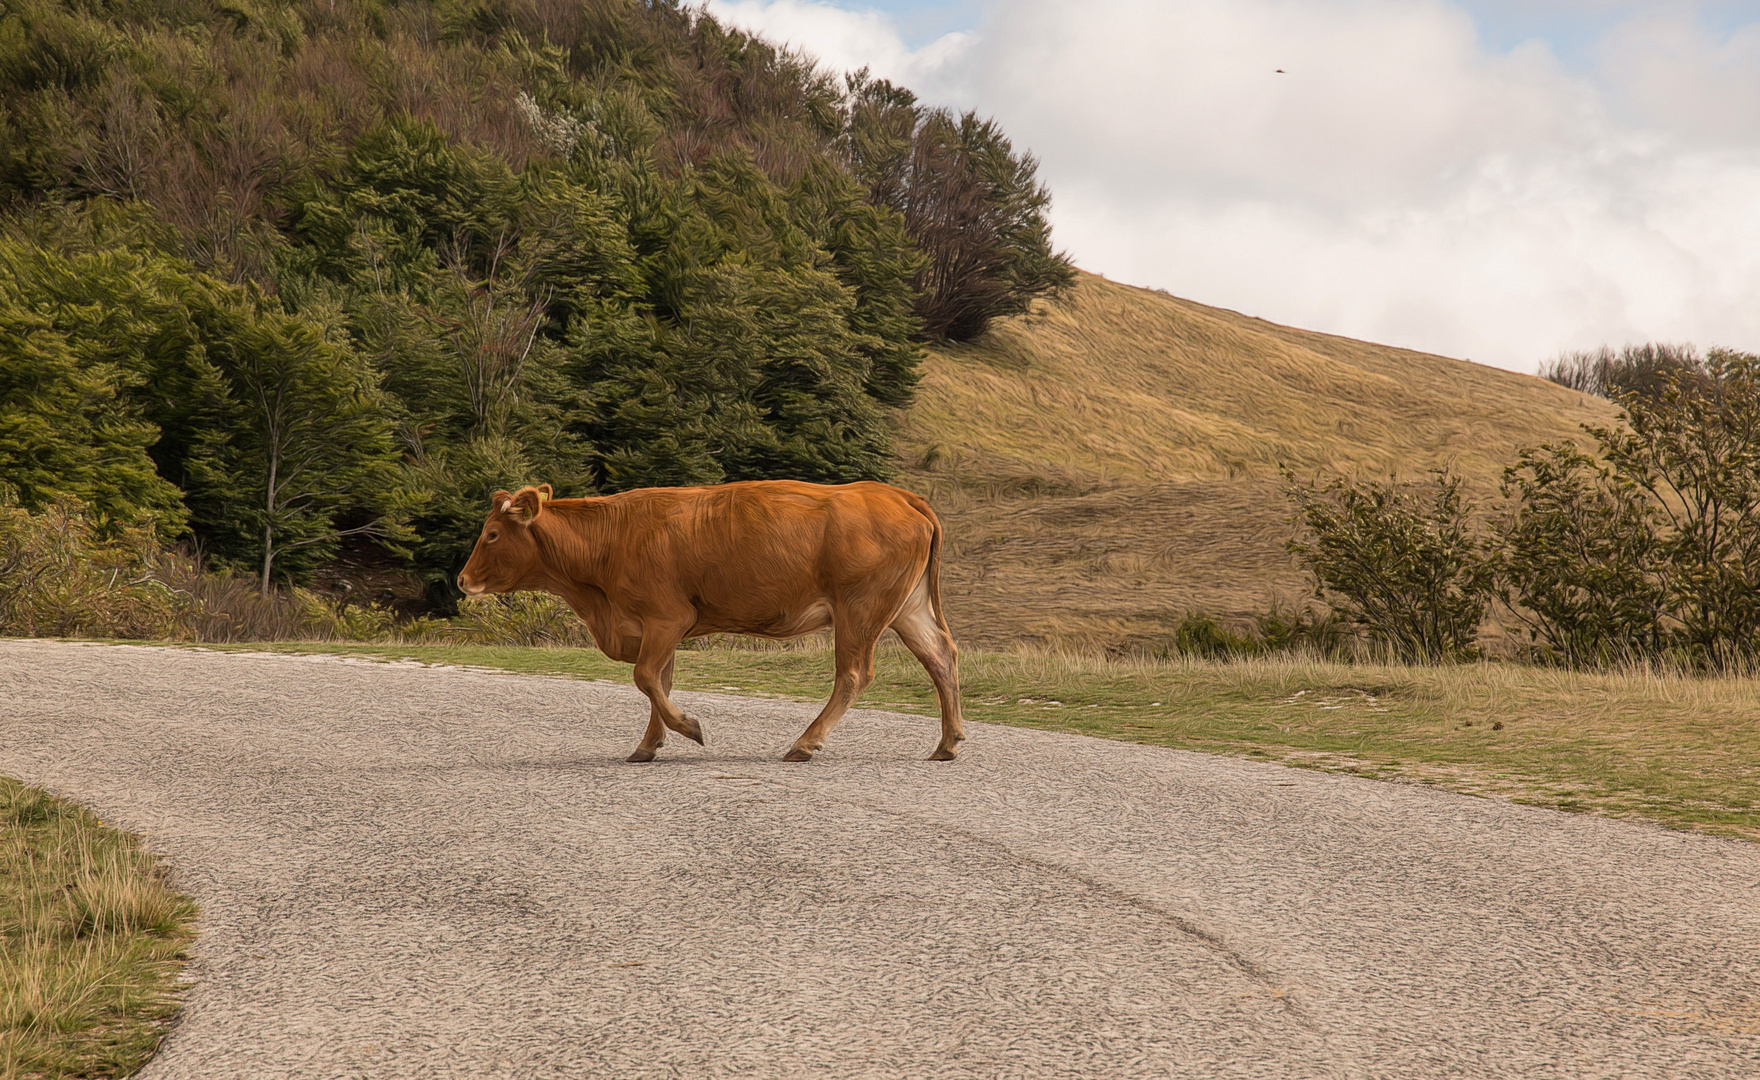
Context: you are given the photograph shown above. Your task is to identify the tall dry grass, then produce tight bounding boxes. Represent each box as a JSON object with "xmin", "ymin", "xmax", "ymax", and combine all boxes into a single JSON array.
[
  {"xmin": 0, "ymin": 779, "xmax": 196, "ymax": 1079},
  {"xmin": 0, "ymin": 503, "xmax": 179, "ymax": 641}
]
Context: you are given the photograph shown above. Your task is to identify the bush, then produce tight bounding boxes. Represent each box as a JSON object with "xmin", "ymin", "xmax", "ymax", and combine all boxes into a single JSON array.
[
  {"xmin": 1285, "ymin": 469, "xmax": 1492, "ymax": 662},
  {"xmin": 1493, "ymin": 443, "xmax": 1670, "ymax": 666},
  {"xmin": 0, "ymin": 492, "xmax": 179, "ymax": 639},
  {"xmin": 0, "ymin": 496, "xmax": 435, "ymax": 643},
  {"xmin": 446, "ymin": 593, "xmax": 596, "ymax": 648},
  {"xmin": 150, "ymin": 553, "xmax": 318, "ymax": 643},
  {"xmin": 1252, "ymin": 600, "xmax": 1355, "ymax": 658},
  {"xmin": 1172, "ymin": 612, "xmax": 1260, "ymax": 659},
  {"xmin": 0, "ymin": 495, "xmax": 605, "ymax": 648},
  {"xmin": 1295, "ymin": 349, "xmax": 1760, "ymax": 669},
  {"xmin": 1594, "ymin": 348, "xmax": 1760, "ymax": 666},
  {"xmin": 1161, "ymin": 604, "xmax": 1353, "ymax": 661}
]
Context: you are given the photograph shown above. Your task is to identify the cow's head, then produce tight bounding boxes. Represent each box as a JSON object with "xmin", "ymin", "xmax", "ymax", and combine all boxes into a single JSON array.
[{"xmin": 456, "ymin": 484, "xmax": 553, "ymax": 597}]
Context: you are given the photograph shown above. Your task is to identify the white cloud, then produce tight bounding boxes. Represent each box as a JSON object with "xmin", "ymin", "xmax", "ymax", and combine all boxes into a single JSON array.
[
  {"xmin": 1597, "ymin": 13, "xmax": 1760, "ymax": 142},
  {"xmin": 704, "ymin": 0, "xmax": 1760, "ymax": 371},
  {"xmin": 704, "ymin": 0, "xmax": 974, "ymax": 91}
]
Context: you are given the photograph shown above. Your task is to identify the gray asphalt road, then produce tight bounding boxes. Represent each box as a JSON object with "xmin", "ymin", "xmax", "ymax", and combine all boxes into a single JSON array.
[{"xmin": 3, "ymin": 640, "xmax": 1758, "ymax": 1078}]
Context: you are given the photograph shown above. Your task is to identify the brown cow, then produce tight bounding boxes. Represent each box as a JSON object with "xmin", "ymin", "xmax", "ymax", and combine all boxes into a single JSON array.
[{"xmin": 455, "ymin": 480, "xmax": 964, "ymax": 763}]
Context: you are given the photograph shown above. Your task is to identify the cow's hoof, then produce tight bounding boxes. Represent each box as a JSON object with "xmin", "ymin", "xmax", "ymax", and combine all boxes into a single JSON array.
[
  {"xmin": 782, "ymin": 747, "xmax": 814, "ymax": 762},
  {"xmin": 928, "ymin": 745, "xmax": 960, "ymax": 761},
  {"xmin": 627, "ymin": 747, "xmax": 658, "ymax": 763},
  {"xmin": 668, "ymin": 716, "xmax": 706, "ymax": 746}
]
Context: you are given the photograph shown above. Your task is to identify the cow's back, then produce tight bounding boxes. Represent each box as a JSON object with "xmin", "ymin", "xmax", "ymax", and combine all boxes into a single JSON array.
[
  {"xmin": 619, "ymin": 479, "xmax": 930, "ymax": 576},
  {"xmin": 597, "ymin": 481, "xmax": 935, "ymax": 631}
]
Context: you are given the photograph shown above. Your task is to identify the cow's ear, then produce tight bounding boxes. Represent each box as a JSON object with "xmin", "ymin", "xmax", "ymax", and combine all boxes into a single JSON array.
[
  {"xmin": 490, "ymin": 489, "xmax": 515, "ymax": 515},
  {"xmin": 509, "ymin": 486, "xmax": 545, "ymax": 524},
  {"xmin": 535, "ymin": 483, "xmax": 553, "ymax": 503}
]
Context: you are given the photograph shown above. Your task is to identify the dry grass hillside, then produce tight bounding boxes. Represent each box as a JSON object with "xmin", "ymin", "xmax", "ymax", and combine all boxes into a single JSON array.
[{"xmin": 897, "ymin": 271, "xmax": 1620, "ymax": 652}]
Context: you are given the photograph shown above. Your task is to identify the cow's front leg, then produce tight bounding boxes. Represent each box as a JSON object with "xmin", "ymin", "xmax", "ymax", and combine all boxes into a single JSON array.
[
  {"xmin": 631, "ymin": 628, "xmax": 703, "ymax": 757},
  {"xmin": 627, "ymin": 654, "xmax": 676, "ymax": 763}
]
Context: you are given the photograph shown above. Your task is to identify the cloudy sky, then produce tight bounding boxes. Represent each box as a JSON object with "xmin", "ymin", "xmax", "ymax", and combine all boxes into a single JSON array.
[{"xmin": 704, "ymin": 0, "xmax": 1760, "ymax": 372}]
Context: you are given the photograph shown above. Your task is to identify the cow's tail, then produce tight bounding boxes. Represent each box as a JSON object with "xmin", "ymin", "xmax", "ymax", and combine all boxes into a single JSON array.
[{"xmin": 902, "ymin": 491, "xmax": 952, "ymax": 636}]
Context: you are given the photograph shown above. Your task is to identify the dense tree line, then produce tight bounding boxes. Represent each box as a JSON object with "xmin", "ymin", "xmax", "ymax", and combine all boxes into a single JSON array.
[{"xmin": 0, "ymin": 0, "xmax": 1070, "ymax": 600}]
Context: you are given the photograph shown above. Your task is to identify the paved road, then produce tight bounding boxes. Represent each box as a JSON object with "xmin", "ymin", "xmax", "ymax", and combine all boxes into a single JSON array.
[{"xmin": 3, "ymin": 641, "xmax": 1758, "ymax": 1078}]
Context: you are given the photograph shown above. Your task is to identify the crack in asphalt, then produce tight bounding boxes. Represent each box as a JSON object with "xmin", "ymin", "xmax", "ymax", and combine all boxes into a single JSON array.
[{"xmin": 777, "ymin": 777, "xmax": 1321, "ymax": 1032}]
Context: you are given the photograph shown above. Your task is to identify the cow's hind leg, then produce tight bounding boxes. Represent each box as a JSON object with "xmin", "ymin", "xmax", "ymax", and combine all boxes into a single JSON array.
[
  {"xmin": 891, "ymin": 579, "xmax": 964, "ymax": 760},
  {"xmin": 627, "ymin": 655, "xmax": 676, "ymax": 763},
  {"xmin": 783, "ymin": 620, "xmax": 880, "ymax": 762}
]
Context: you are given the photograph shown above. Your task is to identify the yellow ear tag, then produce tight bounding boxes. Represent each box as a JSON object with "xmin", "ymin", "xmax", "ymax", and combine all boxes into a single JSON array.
[{"xmin": 538, "ymin": 490, "xmax": 551, "ymax": 502}]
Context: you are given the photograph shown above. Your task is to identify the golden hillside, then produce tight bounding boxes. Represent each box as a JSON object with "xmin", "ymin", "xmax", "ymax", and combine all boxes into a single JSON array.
[{"xmin": 897, "ymin": 271, "xmax": 1619, "ymax": 652}]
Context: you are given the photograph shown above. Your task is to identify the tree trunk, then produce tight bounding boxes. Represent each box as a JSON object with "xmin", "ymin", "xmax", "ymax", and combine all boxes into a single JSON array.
[
  {"xmin": 261, "ymin": 425, "xmax": 279, "ymax": 595},
  {"xmin": 260, "ymin": 522, "xmax": 274, "ymax": 595}
]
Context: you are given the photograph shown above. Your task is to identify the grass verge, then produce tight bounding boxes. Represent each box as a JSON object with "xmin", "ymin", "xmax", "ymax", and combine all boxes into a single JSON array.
[
  {"xmin": 209, "ymin": 640, "xmax": 1760, "ymax": 842},
  {"xmin": 0, "ymin": 778, "xmax": 196, "ymax": 1080}
]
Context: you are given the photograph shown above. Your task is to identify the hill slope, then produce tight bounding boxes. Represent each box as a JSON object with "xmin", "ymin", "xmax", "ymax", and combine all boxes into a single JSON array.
[{"xmin": 897, "ymin": 272, "xmax": 1619, "ymax": 651}]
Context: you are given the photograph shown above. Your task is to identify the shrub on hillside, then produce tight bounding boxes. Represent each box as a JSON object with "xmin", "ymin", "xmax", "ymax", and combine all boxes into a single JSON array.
[
  {"xmin": 1594, "ymin": 348, "xmax": 1760, "ymax": 666},
  {"xmin": 1285, "ymin": 469, "xmax": 1492, "ymax": 663},
  {"xmin": 1493, "ymin": 444, "xmax": 1670, "ymax": 666},
  {"xmin": 1171, "ymin": 612, "xmax": 1261, "ymax": 660},
  {"xmin": 1291, "ymin": 349, "xmax": 1760, "ymax": 669},
  {"xmin": 1252, "ymin": 601, "xmax": 1356, "ymax": 658},
  {"xmin": 1159, "ymin": 605, "xmax": 1354, "ymax": 661}
]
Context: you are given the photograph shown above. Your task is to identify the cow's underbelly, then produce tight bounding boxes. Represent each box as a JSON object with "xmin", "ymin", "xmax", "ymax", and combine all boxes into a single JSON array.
[{"xmin": 689, "ymin": 598, "xmax": 834, "ymax": 640}]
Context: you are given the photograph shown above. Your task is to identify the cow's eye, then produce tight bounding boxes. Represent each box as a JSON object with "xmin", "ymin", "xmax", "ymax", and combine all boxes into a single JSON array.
[{"xmin": 487, "ymin": 530, "xmax": 499, "ymax": 542}]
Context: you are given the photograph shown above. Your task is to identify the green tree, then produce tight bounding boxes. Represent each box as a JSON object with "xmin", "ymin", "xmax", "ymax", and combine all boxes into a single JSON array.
[
  {"xmin": 0, "ymin": 237, "xmax": 190, "ymax": 531},
  {"xmin": 288, "ymin": 115, "xmax": 520, "ymax": 290},
  {"xmin": 787, "ymin": 158, "xmax": 924, "ymax": 407},
  {"xmin": 571, "ymin": 152, "xmax": 895, "ymax": 489},
  {"xmin": 185, "ymin": 307, "xmax": 409, "ymax": 592},
  {"xmin": 0, "ymin": 307, "xmax": 185, "ymax": 531},
  {"xmin": 841, "ymin": 72, "xmax": 1073, "ymax": 342},
  {"xmin": 0, "ymin": 238, "xmax": 210, "ymax": 501}
]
